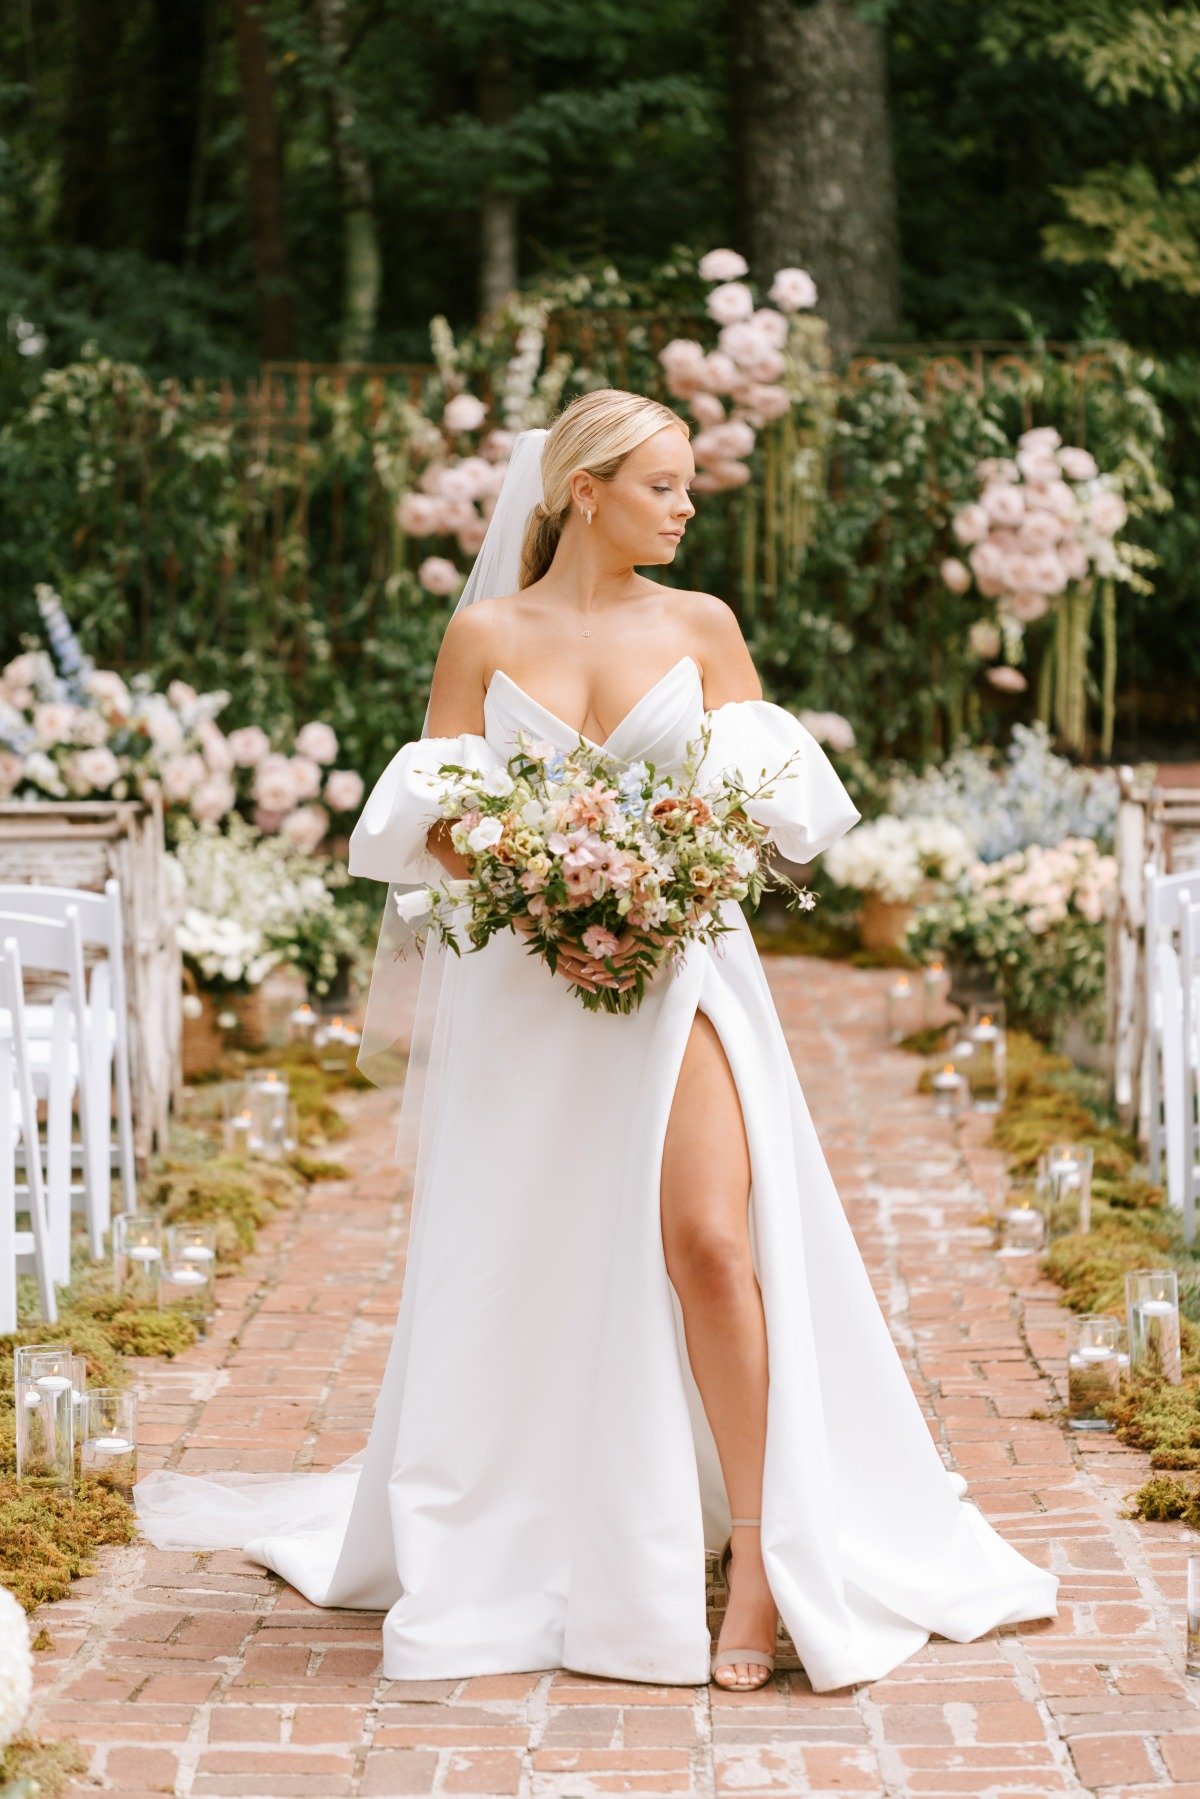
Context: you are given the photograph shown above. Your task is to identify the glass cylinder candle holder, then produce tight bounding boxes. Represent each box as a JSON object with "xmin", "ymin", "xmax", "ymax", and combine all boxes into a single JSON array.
[
  {"xmin": 287, "ymin": 1002, "xmax": 318, "ymax": 1045},
  {"xmin": 922, "ymin": 960, "xmax": 950, "ymax": 1024},
  {"xmin": 219, "ymin": 1080, "xmax": 254, "ymax": 1156},
  {"xmin": 13, "ymin": 1343, "xmax": 71, "ymax": 1385},
  {"xmin": 929, "ymin": 1055, "xmax": 968, "ymax": 1118},
  {"xmin": 1037, "ymin": 1144, "xmax": 1094, "ymax": 1242},
  {"xmin": 314, "ymin": 1006, "xmax": 361, "ymax": 1071},
  {"xmin": 80, "ymin": 1388, "xmax": 137, "ymax": 1503},
  {"xmin": 246, "ymin": 1069, "xmax": 289, "ymax": 1155},
  {"xmin": 112, "ymin": 1212, "xmax": 163, "ymax": 1301},
  {"xmin": 1188, "ymin": 1555, "xmax": 1200, "ymax": 1678},
  {"xmin": 16, "ymin": 1350, "xmax": 76, "ymax": 1491},
  {"xmin": 1126, "ymin": 1268, "xmax": 1182, "ymax": 1385},
  {"xmin": 1067, "ymin": 1314, "xmax": 1121, "ymax": 1430},
  {"xmin": 966, "ymin": 1001, "xmax": 1008, "ymax": 1113},
  {"xmin": 159, "ymin": 1226, "xmax": 216, "ymax": 1325},
  {"xmin": 885, "ymin": 974, "xmax": 923, "ymax": 1044},
  {"xmin": 999, "ymin": 1196, "xmax": 1045, "ymax": 1255}
]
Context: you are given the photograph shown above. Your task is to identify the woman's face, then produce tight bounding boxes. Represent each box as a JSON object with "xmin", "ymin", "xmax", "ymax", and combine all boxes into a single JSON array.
[{"xmin": 575, "ymin": 425, "xmax": 696, "ymax": 566}]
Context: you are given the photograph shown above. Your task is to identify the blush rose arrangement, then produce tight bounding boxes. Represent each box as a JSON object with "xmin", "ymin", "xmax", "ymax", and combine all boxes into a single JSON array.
[
  {"xmin": 940, "ymin": 424, "xmax": 1153, "ymax": 750},
  {"xmin": 0, "ymin": 586, "xmax": 363, "ymax": 847},
  {"xmin": 396, "ymin": 724, "xmax": 817, "ymax": 1014}
]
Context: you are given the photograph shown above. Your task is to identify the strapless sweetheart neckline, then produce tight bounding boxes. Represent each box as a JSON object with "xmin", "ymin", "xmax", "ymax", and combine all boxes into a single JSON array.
[{"xmin": 484, "ymin": 653, "xmax": 701, "ymax": 753}]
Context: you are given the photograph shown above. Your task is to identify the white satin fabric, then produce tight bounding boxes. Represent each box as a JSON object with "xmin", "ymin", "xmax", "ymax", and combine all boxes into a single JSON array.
[{"xmin": 134, "ymin": 654, "xmax": 1058, "ymax": 1689}]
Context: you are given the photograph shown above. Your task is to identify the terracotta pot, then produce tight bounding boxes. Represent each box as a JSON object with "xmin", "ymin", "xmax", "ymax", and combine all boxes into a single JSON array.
[
  {"xmin": 859, "ymin": 891, "xmax": 914, "ymax": 953},
  {"xmin": 180, "ymin": 974, "xmax": 270, "ymax": 1078},
  {"xmin": 181, "ymin": 971, "xmax": 223, "ymax": 1080}
]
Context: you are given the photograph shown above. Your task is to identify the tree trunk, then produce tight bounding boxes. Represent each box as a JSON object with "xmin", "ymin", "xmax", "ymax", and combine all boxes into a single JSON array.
[
  {"xmin": 230, "ymin": 0, "xmax": 295, "ymax": 357},
  {"xmin": 478, "ymin": 41, "xmax": 518, "ymax": 320},
  {"xmin": 314, "ymin": 0, "xmax": 381, "ymax": 362},
  {"xmin": 732, "ymin": 0, "xmax": 901, "ymax": 348},
  {"xmin": 145, "ymin": 0, "xmax": 207, "ymax": 263},
  {"xmin": 58, "ymin": 0, "xmax": 121, "ymax": 248}
]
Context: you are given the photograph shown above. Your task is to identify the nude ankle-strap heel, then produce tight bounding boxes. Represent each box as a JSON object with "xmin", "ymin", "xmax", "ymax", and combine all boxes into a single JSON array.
[{"xmin": 711, "ymin": 1517, "xmax": 777, "ymax": 1690}]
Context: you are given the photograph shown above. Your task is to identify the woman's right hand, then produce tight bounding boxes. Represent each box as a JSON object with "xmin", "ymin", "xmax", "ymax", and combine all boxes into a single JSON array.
[
  {"xmin": 425, "ymin": 818, "xmax": 471, "ymax": 881},
  {"xmin": 513, "ymin": 915, "xmax": 643, "ymax": 996}
]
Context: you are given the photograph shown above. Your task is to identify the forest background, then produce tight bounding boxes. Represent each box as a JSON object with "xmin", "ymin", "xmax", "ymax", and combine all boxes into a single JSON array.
[{"xmin": 2, "ymin": 0, "xmax": 1198, "ymax": 768}]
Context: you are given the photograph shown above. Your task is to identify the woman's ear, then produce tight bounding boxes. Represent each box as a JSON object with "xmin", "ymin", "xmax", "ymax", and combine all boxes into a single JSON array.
[{"xmin": 568, "ymin": 470, "xmax": 596, "ymax": 512}]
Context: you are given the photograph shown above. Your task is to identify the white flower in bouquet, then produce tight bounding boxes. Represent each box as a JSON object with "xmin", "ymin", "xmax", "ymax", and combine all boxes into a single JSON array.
[
  {"xmin": 401, "ymin": 724, "xmax": 816, "ymax": 1014},
  {"xmin": 0, "ymin": 750, "xmax": 22, "ymax": 796},
  {"xmin": 0, "ymin": 1583, "xmax": 32, "ymax": 1749},
  {"xmin": 295, "ymin": 721, "xmax": 339, "ymax": 766}
]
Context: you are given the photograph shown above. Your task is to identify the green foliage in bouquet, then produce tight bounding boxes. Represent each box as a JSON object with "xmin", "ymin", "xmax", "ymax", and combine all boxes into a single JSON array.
[{"xmin": 412, "ymin": 720, "xmax": 815, "ymax": 1014}]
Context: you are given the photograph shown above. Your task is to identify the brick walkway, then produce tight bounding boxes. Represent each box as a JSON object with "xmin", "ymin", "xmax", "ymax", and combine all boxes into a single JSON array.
[{"xmin": 28, "ymin": 958, "xmax": 1200, "ymax": 1797}]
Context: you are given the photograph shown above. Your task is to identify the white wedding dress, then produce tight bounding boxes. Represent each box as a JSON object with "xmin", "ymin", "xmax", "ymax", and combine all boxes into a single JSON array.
[{"xmin": 134, "ymin": 652, "xmax": 1058, "ymax": 1690}]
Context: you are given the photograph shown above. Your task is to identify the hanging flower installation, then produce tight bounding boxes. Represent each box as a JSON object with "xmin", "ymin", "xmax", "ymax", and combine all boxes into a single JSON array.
[{"xmin": 942, "ymin": 426, "xmax": 1152, "ymax": 753}]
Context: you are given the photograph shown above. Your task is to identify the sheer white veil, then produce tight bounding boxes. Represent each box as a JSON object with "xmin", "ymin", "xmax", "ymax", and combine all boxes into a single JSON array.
[{"xmin": 355, "ymin": 426, "xmax": 549, "ymax": 1224}]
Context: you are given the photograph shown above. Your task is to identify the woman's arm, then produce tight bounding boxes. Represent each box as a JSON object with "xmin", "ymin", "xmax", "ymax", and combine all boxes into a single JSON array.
[
  {"xmin": 688, "ymin": 593, "xmax": 763, "ymax": 709},
  {"xmin": 421, "ymin": 608, "xmax": 495, "ymax": 877}
]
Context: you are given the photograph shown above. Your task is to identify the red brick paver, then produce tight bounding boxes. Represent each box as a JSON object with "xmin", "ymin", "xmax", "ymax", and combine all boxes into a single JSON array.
[{"xmin": 28, "ymin": 959, "xmax": 1200, "ymax": 1795}]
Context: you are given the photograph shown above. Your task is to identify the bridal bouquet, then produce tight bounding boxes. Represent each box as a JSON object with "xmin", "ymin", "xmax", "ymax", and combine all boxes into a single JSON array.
[{"xmin": 397, "ymin": 723, "xmax": 816, "ymax": 1013}]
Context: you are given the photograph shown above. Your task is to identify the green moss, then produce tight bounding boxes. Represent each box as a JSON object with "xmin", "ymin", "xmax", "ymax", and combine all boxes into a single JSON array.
[
  {"xmin": 0, "ymin": 1734, "xmax": 89, "ymax": 1796},
  {"xmin": 993, "ymin": 1031, "xmax": 1200, "ymax": 1527},
  {"xmin": 288, "ymin": 1153, "xmax": 350, "ymax": 1184},
  {"xmin": 0, "ymin": 1039, "xmax": 358, "ymax": 1628},
  {"xmin": 0, "ymin": 1478, "xmax": 137, "ymax": 1611}
]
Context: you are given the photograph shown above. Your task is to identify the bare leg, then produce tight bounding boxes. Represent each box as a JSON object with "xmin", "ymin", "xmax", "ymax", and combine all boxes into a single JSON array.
[{"xmin": 660, "ymin": 1010, "xmax": 777, "ymax": 1688}]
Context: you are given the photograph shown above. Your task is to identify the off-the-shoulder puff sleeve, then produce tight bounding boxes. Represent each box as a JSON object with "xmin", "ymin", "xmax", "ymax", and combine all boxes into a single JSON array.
[
  {"xmin": 347, "ymin": 732, "xmax": 501, "ymax": 885},
  {"xmin": 697, "ymin": 700, "xmax": 861, "ymax": 864}
]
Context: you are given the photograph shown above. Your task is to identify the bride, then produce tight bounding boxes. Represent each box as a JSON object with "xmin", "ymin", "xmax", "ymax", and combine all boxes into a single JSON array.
[{"xmin": 135, "ymin": 387, "xmax": 1057, "ymax": 1694}]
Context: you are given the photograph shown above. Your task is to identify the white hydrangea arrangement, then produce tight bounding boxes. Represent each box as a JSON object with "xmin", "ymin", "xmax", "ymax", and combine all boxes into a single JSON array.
[
  {"xmin": 824, "ymin": 815, "xmax": 974, "ymax": 904},
  {"xmin": 0, "ymin": 1583, "xmax": 32, "ymax": 1751},
  {"xmin": 171, "ymin": 814, "xmax": 361, "ymax": 994}
]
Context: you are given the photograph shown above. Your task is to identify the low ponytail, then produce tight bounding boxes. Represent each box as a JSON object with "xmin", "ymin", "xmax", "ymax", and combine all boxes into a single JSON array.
[{"xmin": 516, "ymin": 389, "xmax": 689, "ymax": 590}]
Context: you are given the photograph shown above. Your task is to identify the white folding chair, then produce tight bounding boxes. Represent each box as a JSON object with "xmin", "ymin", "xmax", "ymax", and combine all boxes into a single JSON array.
[
  {"xmin": 0, "ymin": 909, "xmax": 101, "ymax": 1281},
  {"xmin": 0, "ymin": 939, "xmax": 59, "ymax": 1330},
  {"xmin": 0, "ymin": 880, "xmax": 137, "ymax": 1214},
  {"xmin": 1181, "ymin": 891, "xmax": 1200, "ymax": 1246},
  {"xmin": 1144, "ymin": 864, "xmax": 1200, "ymax": 1187}
]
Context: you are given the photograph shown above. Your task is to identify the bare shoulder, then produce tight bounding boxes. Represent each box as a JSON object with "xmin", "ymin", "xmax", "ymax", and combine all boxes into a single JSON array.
[
  {"xmin": 426, "ymin": 600, "xmax": 507, "ymax": 734},
  {"xmin": 661, "ymin": 587, "xmax": 761, "ymax": 703}
]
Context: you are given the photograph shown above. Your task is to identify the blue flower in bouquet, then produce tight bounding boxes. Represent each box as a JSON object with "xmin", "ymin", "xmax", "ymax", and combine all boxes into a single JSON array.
[
  {"xmin": 545, "ymin": 751, "xmax": 568, "ymax": 781},
  {"xmin": 617, "ymin": 760, "xmax": 650, "ymax": 816}
]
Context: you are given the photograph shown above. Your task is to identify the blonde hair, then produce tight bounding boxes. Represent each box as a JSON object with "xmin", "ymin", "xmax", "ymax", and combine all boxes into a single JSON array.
[{"xmin": 519, "ymin": 388, "xmax": 689, "ymax": 588}]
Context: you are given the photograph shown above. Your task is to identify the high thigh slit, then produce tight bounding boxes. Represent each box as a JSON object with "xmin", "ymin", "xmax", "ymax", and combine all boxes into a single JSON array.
[{"xmin": 133, "ymin": 656, "xmax": 1059, "ymax": 1689}]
